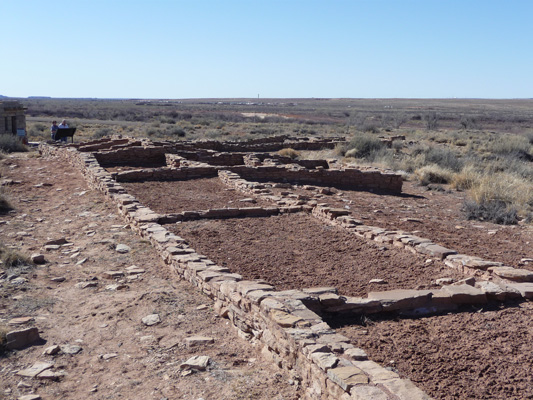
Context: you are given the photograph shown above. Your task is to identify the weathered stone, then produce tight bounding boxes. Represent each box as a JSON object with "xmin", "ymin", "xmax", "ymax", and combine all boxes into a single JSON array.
[
  {"xmin": 16, "ymin": 361, "xmax": 53, "ymax": 377},
  {"xmin": 311, "ymin": 352, "xmax": 338, "ymax": 371},
  {"xmin": 43, "ymin": 345, "xmax": 61, "ymax": 355},
  {"xmin": 350, "ymin": 385, "xmax": 389, "ymax": 400},
  {"xmin": 142, "ymin": 314, "xmax": 161, "ymax": 326},
  {"xmin": 344, "ymin": 348, "xmax": 368, "ymax": 361},
  {"xmin": 8, "ymin": 317, "xmax": 34, "ymax": 325},
  {"xmin": 75, "ymin": 281, "xmax": 98, "ymax": 289},
  {"xmin": 102, "ymin": 270, "xmax": 124, "ymax": 279},
  {"xmin": 185, "ymin": 336, "xmax": 215, "ymax": 346},
  {"xmin": 441, "ymin": 284, "xmax": 487, "ymax": 304},
  {"xmin": 44, "ymin": 237, "xmax": 68, "ymax": 246},
  {"xmin": 488, "ymin": 266, "xmax": 533, "ymax": 282},
  {"xmin": 60, "ymin": 344, "xmax": 83, "ymax": 354},
  {"xmin": 18, "ymin": 395, "xmax": 42, "ymax": 400},
  {"xmin": 367, "ymin": 289, "xmax": 432, "ymax": 311},
  {"xmin": 327, "ymin": 366, "xmax": 368, "ymax": 392},
  {"xmin": 115, "ymin": 244, "xmax": 131, "ymax": 253},
  {"xmin": 180, "ymin": 355, "xmax": 210, "ymax": 370},
  {"xmin": 505, "ymin": 282, "xmax": 533, "ymax": 299},
  {"xmin": 6, "ymin": 327, "xmax": 41, "ymax": 350},
  {"xmin": 30, "ymin": 253, "xmax": 46, "ymax": 264},
  {"xmin": 416, "ymin": 242, "xmax": 457, "ymax": 260},
  {"xmin": 270, "ymin": 310, "xmax": 303, "ymax": 328},
  {"xmin": 380, "ymin": 378, "xmax": 432, "ymax": 400},
  {"xmin": 36, "ymin": 369, "xmax": 64, "ymax": 380}
]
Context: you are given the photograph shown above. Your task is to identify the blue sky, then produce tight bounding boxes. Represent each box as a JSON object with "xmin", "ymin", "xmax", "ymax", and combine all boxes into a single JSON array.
[{"xmin": 2, "ymin": 0, "xmax": 532, "ymax": 99}]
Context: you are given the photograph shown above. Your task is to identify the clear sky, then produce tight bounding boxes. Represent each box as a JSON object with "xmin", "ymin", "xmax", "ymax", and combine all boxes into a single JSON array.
[{"xmin": 2, "ymin": 0, "xmax": 532, "ymax": 99}]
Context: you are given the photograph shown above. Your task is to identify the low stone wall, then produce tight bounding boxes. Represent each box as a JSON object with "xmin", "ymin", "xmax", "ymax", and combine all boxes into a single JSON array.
[
  {"xmin": 113, "ymin": 163, "xmax": 402, "ymax": 193},
  {"xmin": 39, "ymin": 143, "xmax": 433, "ymax": 400}
]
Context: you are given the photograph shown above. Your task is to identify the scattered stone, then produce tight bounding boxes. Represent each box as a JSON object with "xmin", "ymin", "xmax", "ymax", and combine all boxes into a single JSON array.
[
  {"xmin": 185, "ymin": 336, "xmax": 215, "ymax": 346},
  {"xmin": 75, "ymin": 258, "xmax": 88, "ymax": 266},
  {"xmin": 11, "ymin": 277, "xmax": 28, "ymax": 285},
  {"xmin": 60, "ymin": 344, "xmax": 83, "ymax": 354},
  {"xmin": 196, "ymin": 304, "xmax": 208, "ymax": 311},
  {"xmin": 75, "ymin": 281, "xmax": 98, "ymax": 289},
  {"xmin": 101, "ymin": 353, "xmax": 118, "ymax": 360},
  {"xmin": 16, "ymin": 362, "xmax": 53, "ymax": 378},
  {"xmin": 103, "ymin": 270, "xmax": 124, "ymax": 279},
  {"xmin": 105, "ymin": 283, "xmax": 128, "ymax": 291},
  {"xmin": 43, "ymin": 245, "xmax": 61, "ymax": 251},
  {"xmin": 8, "ymin": 317, "xmax": 34, "ymax": 325},
  {"xmin": 115, "ymin": 244, "xmax": 131, "ymax": 254},
  {"xmin": 30, "ymin": 254, "xmax": 46, "ymax": 264},
  {"xmin": 6, "ymin": 327, "xmax": 41, "ymax": 350},
  {"xmin": 36, "ymin": 370, "xmax": 64, "ymax": 380},
  {"xmin": 436, "ymin": 278, "xmax": 455, "ymax": 285},
  {"xmin": 18, "ymin": 395, "xmax": 42, "ymax": 400},
  {"xmin": 369, "ymin": 279, "xmax": 387, "ymax": 284},
  {"xmin": 50, "ymin": 276, "xmax": 66, "ymax": 282},
  {"xmin": 43, "ymin": 345, "xmax": 61, "ymax": 355},
  {"xmin": 125, "ymin": 265, "xmax": 145, "ymax": 275},
  {"xmin": 180, "ymin": 355, "xmax": 210, "ymax": 371},
  {"xmin": 142, "ymin": 314, "xmax": 161, "ymax": 326},
  {"xmin": 44, "ymin": 238, "xmax": 68, "ymax": 246}
]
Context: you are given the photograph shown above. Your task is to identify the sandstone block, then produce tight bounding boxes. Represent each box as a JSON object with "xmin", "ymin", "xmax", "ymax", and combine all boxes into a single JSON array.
[
  {"xmin": 327, "ymin": 366, "xmax": 368, "ymax": 392},
  {"xmin": 441, "ymin": 284, "xmax": 487, "ymax": 304},
  {"xmin": 367, "ymin": 289, "xmax": 432, "ymax": 312},
  {"xmin": 6, "ymin": 327, "xmax": 41, "ymax": 350},
  {"xmin": 488, "ymin": 266, "xmax": 533, "ymax": 282}
]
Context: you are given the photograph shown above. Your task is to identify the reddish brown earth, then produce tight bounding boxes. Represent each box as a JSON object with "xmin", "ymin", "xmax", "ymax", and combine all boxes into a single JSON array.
[
  {"xmin": 292, "ymin": 181, "xmax": 533, "ymax": 269},
  {"xmin": 169, "ymin": 214, "xmax": 462, "ymax": 297},
  {"xmin": 337, "ymin": 301, "xmax": 533, "ymax": 400},
  {"xmin": 123, "ymin": 178, "xmax": 272, "ymax": 214},
  {"xmin": 0, "ymin": 153, "xmax": 300, "ymax": 400}
]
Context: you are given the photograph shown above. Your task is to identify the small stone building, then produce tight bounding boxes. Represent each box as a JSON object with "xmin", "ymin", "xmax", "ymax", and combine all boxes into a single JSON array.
[{"xmin": 0, "ymin": 100, "xmax": 26, "ymax": 135}]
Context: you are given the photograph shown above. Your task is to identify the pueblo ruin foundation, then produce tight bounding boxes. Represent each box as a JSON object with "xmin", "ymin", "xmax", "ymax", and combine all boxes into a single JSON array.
[{"xmin": 40, "ymin": 135, "xmax": 533, "ymax": 400}]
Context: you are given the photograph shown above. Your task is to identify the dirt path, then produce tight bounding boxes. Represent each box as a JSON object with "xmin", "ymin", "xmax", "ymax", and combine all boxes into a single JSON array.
[{"xmin": 0, "ymin": 152, "xmax": 300, "ymax": 400}]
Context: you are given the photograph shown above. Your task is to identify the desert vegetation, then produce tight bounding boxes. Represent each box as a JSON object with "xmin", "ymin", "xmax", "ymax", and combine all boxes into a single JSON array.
[{"xmin": 17, "ymin": 97, "xmax": 533, "ymax": 224}]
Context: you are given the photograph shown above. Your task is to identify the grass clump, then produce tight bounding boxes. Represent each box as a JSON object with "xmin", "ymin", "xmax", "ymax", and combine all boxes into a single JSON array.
[
  {"xmin": 0, "ymin": 134, "xmax": 27, "ymax": 153},
  {"xmin": 414, "ymin": 164, "xmax": 454, "ymax": 185},
  {"xmin": 0, "ymin": 245, "xmax": 33, "ymax": 270},
  {"xmin": 278, "ymin": 148, "xmax": 300, "ymax": 159}
]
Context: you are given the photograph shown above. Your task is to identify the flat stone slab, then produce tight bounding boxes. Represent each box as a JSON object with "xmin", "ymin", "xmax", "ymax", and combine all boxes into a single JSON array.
[
  {"xmin": 416, "ymin": 243, "xmax": 457, "ymax": 260},
  {"xmin": 367, "ymin": 289, "xmax": 432, "ymax": 311},
  {"xmin": 440, "ymin": 284, "xmax": 487, "ymax": 304},
  {"xmin": 488, "ymin": 266, "xmax": 533, "ymax": 282},
  {"xmin": 180, "ymin": 355, "xmax": 210, "ymax": 370},
  {"xmin": 185, "ymin": 336, "xmax": 215, "ymax": 346},
  {"xmin": 505, "ymin": 282, "xmax": 533, "ymax": 299},
  {"xmin": 16, "ymin": 362, "xmax": 53, "ymax": 378}
]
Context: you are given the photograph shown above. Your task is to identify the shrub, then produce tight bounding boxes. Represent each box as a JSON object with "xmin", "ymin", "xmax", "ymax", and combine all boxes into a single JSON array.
[
  {"xmin": 0, "ymin": 134, "xmax": 27, "ymax": 153},
  {"xmin": 414, "ymin": 164, "xmax": 454, "ymax": 186},
  {"xmin": 92, "ymin": 127, "xmax": 113, "ymax": 139},
  {"xmin": 424, "ymin": 112, "xmax": 439, "ymax": 130},
  {"xmin": 0, "ymin": 245, "xmax": 32, "ymax": 270},
  {"xmin": 345, "ymin": 134, "xmax": 386, "ymax": 160},
  {"xmin": 412, "ymin": 145, "xmax": 463, "ymax": 172},
  {"xmin": 168, "ymin": 128, "xmax": 186, "ymax": 137},
  {"xmin": 0, "ymin": 189, "xmax": 12, "ymax": 213},
  {"xmin": 278, "ymin": 148, "xmax": 300, "ymax": 159},
  {"xmin": 463, "ymin": 200, "xmax": 519, "ymax": 225},
  {"xmin": 451, "ymin": 165, "xmax": 481, "ymax": 191}
]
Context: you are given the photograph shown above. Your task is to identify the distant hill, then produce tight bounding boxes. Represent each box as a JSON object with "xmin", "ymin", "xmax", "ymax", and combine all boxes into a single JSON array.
[{"xmin": 28, "ymin": 96, "xmax": 52, "ymax": 99}]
